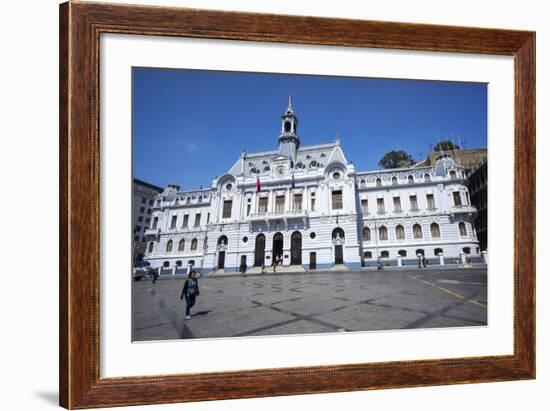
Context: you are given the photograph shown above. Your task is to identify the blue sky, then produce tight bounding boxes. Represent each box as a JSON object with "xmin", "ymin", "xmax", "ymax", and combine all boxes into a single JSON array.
[{"xmin": 133, "ymin": 67, "xmax": 487, "ymax": 190}]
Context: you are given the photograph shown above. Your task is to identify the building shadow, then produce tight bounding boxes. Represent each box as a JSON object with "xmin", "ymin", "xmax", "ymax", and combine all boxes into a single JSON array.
[{"xmin": 34, "ymin": 391, "xmax": 58, "ymax": 405}]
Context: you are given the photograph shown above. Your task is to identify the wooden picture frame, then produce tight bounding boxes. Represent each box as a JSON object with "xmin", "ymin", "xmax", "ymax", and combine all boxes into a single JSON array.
[{"xmin": 59, "ymin": 1, "xmax": 535, "ymax": 408}]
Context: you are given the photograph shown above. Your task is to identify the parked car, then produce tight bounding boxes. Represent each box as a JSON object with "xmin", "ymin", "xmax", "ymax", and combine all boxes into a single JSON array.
[{"xmin": 133, "ymin": 261, "xmax": 157, "ymax": 281}]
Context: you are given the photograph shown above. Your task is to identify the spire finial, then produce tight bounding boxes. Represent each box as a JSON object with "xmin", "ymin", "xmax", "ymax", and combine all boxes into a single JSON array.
[{"xmin": 288, "ymin": 94, "xmax": 292, "ymax": 109}]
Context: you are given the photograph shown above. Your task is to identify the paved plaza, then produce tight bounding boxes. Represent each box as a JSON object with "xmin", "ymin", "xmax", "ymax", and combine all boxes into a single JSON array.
[{"xmin": 132, "ymin": 268, "xmax": 487, "ymax": 341}]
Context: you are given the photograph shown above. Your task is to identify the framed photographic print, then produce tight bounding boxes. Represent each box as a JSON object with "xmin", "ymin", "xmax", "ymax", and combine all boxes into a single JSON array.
[{"xmin": 59, "ymin": 1, "xmax": 535, "ymax": 409}]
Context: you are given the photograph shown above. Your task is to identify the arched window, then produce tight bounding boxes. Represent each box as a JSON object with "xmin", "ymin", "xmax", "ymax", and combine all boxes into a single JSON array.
[
  {"xmin": 395, "ymin": 225, "xmax": 405, "ymax": 240},
  {"xmin": 175, "ymin": 197, "xmax": 179, "ymax": 205},
  {"xmin": 380, "ymin": 251, "xmax": 389, "ymax": 258},
  {"xmin": 424, "ymin": 173, "xmax": 431, "ymax": 182},
  {"xmin": 449, "ymin": 170, "xmax": 457, "ymax": 179},
  {"xmin": 186, "ymin": 197, "xmax": 191, "ymax": 204},
  {"xmin": 463, "ymin": 247, "xmax": 471, "ymax": 254},
  {"xmin": 413, "ymin": 224, "xmax": 423, "ymax": 239},
  {"xmin": 415, "ymin": 249, "xmax": 425, "ymax": 256},
  {"xmin": 378, "ymin": 226, "xmax": 388, "ymax": 241},
  {"xmin": 332, "ymin": 228, "xmax": 345, "ymax": 241},
  {"xmin": 166, "ymin": 240, "xmax": 173, "ymax": 252},
  {"xmin": 190, "ymin": 238, "xmax": 198, "ymax": 251},
  {"xmin": 198, "ymin": 196, "xmax": 202, "ymax": 203},
  {"xmin": 163, "ymin": 261, "xmax": 170, "ymax": 268},
  {"xmin": 360, "ymin": 179, "xmax": 366, "ymax": 188},
  {"xmin": 178, "ymin": 239, "xmax": 185, "ymax": 251},
  {"xmin": 430, "ymin": 223, "xmax": 441, "ymax": 238},
  {"xmin": 398, "ymin": 249, "xmax": 407, "ymax": 257},
  {"xmin": 362, "ymin": 227, "xmax": 371, "ymax": 241},
  {"xmin": 284, "ymin": 120, "xmax": 291, "ymax": 132},
  {"xmin": 376, "ymin": 178, "xmax": 382, "ymax": 187},
  {"xmin": 408, "ymin": 175, "xmax": 414, "ymax": 184},
  {"xmin": 364, "ymin": 251, "xmax": 372, "ymax": 259},
  {"xmin": 148, "ymin": 241, "xmax": 154, "ymax": 254},
  {"xmin": 391, "ymin": 176, "xmax": 398, "ymax": 185},
  {"xmin": 217, "ymin": 235, "xmax": 228, "ymax": 246},
  {"xmin": 434, "ymin": 248, "xmax": 443, "ymax": 256},
  {"xmin": 458, "ymin": 222, "xmax": 467, "ymax": 236},
  {"xmin": 176, "ymin": 260, "xmax": 182, "ymax": 267}
]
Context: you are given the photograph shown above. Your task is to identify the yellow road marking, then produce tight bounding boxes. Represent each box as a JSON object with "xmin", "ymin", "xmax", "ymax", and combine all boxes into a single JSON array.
[{"xmin": 409, "ymin": 275, "xmax": 487, "ymax": 309}]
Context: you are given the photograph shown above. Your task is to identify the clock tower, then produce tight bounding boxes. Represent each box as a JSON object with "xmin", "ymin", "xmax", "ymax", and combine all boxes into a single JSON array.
[{"xmin": 278, "ymin": 95, "xmax": 300, "ymax": 164}]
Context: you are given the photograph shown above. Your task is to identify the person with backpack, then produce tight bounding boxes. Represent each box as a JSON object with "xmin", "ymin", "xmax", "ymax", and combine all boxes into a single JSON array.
[{"xmin": 180, "ymin": 270, "xmax": 200, "ymax": 320}]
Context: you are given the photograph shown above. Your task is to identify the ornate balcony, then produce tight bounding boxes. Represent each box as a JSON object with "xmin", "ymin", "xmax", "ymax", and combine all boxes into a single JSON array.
[
  {"xmin": 144, "ymin": 227, "xmax": 160, "ymax": 237},
  {"xmin": 248, "ymin": 209, "xmax": 309, "ymax": 224},
  {"xmin": 451, "ymin": 204, "xmax": 477, "ymax": 215}
]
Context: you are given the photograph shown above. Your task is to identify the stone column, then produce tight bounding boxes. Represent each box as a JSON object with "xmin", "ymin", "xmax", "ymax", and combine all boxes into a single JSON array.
[
  {"xmin": 397, "ymin": 255, "xmax": 402, "ymax": 267},
  {"xmin": 460, "ymin": 252, "xmax": 466, "ymax": 266},
  {"xmin": 482, "ymin": 250, "xmax": 488, "ymax": 264},
  {"xmin": 439, "ymin": 252, "xmax": 444, "ymax": 266}
]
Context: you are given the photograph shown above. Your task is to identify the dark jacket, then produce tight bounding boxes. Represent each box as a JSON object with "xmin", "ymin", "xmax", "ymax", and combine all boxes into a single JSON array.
[{"xmin": 180, "ymin": 278, "xmax": 200, "ymax": 300}]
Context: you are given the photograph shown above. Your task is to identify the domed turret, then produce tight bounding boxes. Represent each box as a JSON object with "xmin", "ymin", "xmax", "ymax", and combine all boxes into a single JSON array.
[{"xmin": 278, "ymin": 95, "xmax": 300, "ymax": 163}]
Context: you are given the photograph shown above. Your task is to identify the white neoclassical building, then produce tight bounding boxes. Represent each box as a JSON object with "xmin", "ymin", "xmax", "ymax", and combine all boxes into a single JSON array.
[{"xmin": 143, "ymin": 99, "xmax": 482, "ymax": 274}]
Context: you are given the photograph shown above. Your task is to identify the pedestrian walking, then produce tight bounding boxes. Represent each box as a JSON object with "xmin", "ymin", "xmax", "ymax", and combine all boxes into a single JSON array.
[
  {"xmin": 422, "ymin": 255, "xmax": 427, "ymax": 268},
  {"xmin": 151, "ymin": 268, "xmax": 159, "ymax": 284},
  {"xmin": 377, "ymin": 256, "xmax": 383, "ymax": 271},
  {"xmin": 239, "ymin": 260, "xmax": 248, "ymax": 276},
  {"xmin": 180, "ymin": 270, "xmax": 200, "ymax": 320}
]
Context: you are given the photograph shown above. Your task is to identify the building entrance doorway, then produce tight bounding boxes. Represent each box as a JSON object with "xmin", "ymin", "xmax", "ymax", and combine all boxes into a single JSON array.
[
  {"xmin": 309, "ymin": 252, "xmax": 317, "ymax": 270},
  {"xmin": 290, "ymin": 231, "xmax": 302, "ymax": 265},
  {"xmin": 334, "ymin": 245, "xmax": 344, "ymax": 265},
  {"xmin": 254, "ymin": 234, "xmax": 265, "ymax": 266},
  {"xmin": 217, "ymin": 251, "xmax": 225, "ymax": 269},
  {"xmin": 272, "ymin": 232, "xmax": 284, "ymax": 265}
]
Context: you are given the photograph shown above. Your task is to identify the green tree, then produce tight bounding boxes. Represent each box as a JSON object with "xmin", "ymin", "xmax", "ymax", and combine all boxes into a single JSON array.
[
  {"xmin": 433, "ymin": 140, "xmax": 460, "ymax": 152},
  {"xmin": 378, "ymin": 150, "xmax": 415, "ymax": 169}
]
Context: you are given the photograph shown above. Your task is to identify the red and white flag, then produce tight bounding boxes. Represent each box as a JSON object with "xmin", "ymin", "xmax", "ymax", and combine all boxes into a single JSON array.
[{"xmin": 256, "ymin": 176, "xmax": 261, "ymax": 192}]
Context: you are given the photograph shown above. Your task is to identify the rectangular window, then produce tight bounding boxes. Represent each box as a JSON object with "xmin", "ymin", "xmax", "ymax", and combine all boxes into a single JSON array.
[
  {"xmin": 246, "ymin": 204, "xmax": 251, "ymax": 216},
  {"xmin": 331, "ymin": 190, "xmax": 343, "ymax": 210},
  {"xmin": 361, "ymin": 199, "xmax": 368, "ymax": 214},
  {"xmin": 222, "ymin": 200, "xmax": 232, "ymax": 218},
  {"xmin": 145, "ymin": 217, "xmax": 150, "ymax": 224},
  {"xmin": 206, "ymin": 212, "xmax": 210, "ymax": 224},
  {"xmin": 147, "ymin": 208, "xmax": 152, "ymax": 214},
  {"xmin": 294, "ymin": 194, "xmax": 303, "ymax": 210},
  {"xmin": 275, "ymin": 195, "xmax": 285, "ymax": 212},
  {"xmin": 140, "ymin": 206, "xmax": 145, "ymax": 213},
  {"xmin": 410, "ymin": 195, "xmax": 419, "ymax": 211},
  {"xmin": 258, "ymin": 197, "xmax": 268, "ymax": 213},
  {"xmin": 427, "ymin": 194, "xmax": 436, "ymax": 210},
  {"xmin": 182, "ymin": 214, "xmax": 189, "ymax": 227},
  {"xmin": 194, "ymin": 213, "xmax": 201, "ymax": 226},
  {"xmin": 170, "ymin": 215, "xmax": 177, "ymax": 228},
  {"xmin": 152, "ymin": 216, "xmax": 158, "ymax": 229},
  {"xmin": 134, "ymin": 235, "xmax": 140, "ymax": 242},
  {"xmin": 141, "ymin": 197, "xmax": 146, "ymax": 204},
  {"xmin": 393, "ymin": 197, "xmax": 402, "ymax": 213},
  {"xmin": 138, "ymin": 216, "xmax": 143, "ymax": 222},
  {"xmin": 377, "ymin": 198, "xmax": 385, "ymax": 214},
  {"xmin": 310, "ymin": 198, "xmax": 316, "ymax": 211},
  {"xmin": 453, "ymin": 191, "xmax": 462, "ymax": 206}
]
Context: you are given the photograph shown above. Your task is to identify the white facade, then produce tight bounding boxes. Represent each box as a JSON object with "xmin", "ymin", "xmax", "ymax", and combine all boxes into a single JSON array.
[
  {"xmin": 143, "ymin": 100, "xmax": 481, "ymax": 274},
  {"xmin": 132, "ymin": 179, "xmax": 162, "ymax": 263}
]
